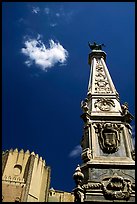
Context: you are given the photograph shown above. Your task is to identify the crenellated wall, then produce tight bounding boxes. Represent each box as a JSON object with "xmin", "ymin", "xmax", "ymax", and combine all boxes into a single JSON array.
[{"xmin": 2, "ymin": 149, "xmax": 51, "ymax": 202}]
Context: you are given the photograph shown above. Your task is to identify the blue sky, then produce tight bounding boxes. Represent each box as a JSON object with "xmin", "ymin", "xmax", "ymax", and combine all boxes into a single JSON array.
[{"xmin": 2, "ymin": 2, "xmax": 135, "ymax": 192}]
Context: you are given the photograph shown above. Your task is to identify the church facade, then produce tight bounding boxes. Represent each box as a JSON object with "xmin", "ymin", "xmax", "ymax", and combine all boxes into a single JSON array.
[
  {"xmin": 2, "ymin": 149, "xmax": 51, "ymax": 202},
  {"xmin": 2, "ymin": 148, "xmax": 74, "ymax": 202}
]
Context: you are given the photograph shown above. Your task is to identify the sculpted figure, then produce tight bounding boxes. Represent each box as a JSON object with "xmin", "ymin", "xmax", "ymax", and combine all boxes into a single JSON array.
[
  {"xmin": 88, "ymin": 42, "xmax": 105, "ymax": 51},
  {"xmin": 81, "ymin": 98, "xmax": 89, "ymax": 113},
  {"xmin": 121, "ymin": 102, "xmax": 129, "ymax": 115}
]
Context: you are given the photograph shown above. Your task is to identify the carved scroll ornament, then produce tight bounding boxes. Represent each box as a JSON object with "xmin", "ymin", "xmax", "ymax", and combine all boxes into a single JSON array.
[
  {"xmin": 94, "ymin": 98, "xmax": 115, "ymax": 111},
  {"xmin": 81, "ymin": 148, "xmax": 92, "ymax": 162}
]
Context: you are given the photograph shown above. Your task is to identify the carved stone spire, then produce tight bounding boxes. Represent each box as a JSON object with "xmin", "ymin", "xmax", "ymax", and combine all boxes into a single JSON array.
[
  {"xmin": 85, "ymin": 43, "xmax": 123, "ymax": 120},
  {"xmin": 73, "ymin": 43, "xmax": 135, "ymax": 202}
]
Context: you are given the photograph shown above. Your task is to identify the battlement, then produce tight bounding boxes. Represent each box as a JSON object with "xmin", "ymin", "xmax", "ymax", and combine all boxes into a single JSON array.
[
  {"xmin": 2, "ymin": 148, "xmax": 51, "ymax": 202},
  {"xmin": 2, "ymin": 148, "xmax": 46, "ymax": 167}
]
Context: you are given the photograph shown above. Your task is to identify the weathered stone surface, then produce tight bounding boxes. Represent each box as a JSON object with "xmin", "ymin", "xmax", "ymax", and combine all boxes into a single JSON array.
[
  {"xmin": 73, "ymin": 45, "xmax": 135, "ymax": 202},
  {"xmin": 2, "ymin": 149, "xmax": 51, "ymax": 202},
  {"xmin": 48, "ymin": 188, "xmax": 74, "ymax": 202}
]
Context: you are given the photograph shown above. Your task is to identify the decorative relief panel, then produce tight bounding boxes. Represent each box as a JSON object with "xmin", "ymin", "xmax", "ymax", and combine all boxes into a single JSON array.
[
  {"xmin": 94, "ymin": 123, "xmax": 123, "ymax": 154},
  {"xmin": 101, "ymin": 174, "xmax": 133, "ymax": 200},
  {"xmin": 82, "ymin": 173, "xmax": 134, "ymax": 201},
  {"xmin": 94, "ymin": 59, "xmax": 111, "ymax": 93},
  {"xmin": 3, "ymin": 175, "xmax": 23, "ymax": 183},
  {"xmin": 94, "ymin": 98, "xmax": 115, "ymax": 111}
]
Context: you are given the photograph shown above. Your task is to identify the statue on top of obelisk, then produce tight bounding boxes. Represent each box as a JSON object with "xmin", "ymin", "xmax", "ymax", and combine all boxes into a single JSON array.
[{"xmin": 88, "ymin": 41, "xmax": 105, "ymax": 51}]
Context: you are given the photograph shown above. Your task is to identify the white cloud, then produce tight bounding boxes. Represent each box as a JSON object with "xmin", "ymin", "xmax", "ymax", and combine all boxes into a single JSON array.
[
  {"xmin": 17, "ymin": 18, "xmax": 29, "ymax": 26},
  {"xmin": 18, "ymin": 18, "xmax": 24, "ymax": 23},
  {"xmin": 32, "ymin": 7, "xmax": 40, "ymax": 14},
  {"xmin": 50, "ymin": 23, "xmax": 57, "ymax": 27},
  {"xmin": 69, "ymin": 145, "xmax": 82, "ymax": 158},
  {"xmin": 44, "ymin": 7, "xmax": 50, "ymax": 15},
  {"xmin": 21, "ymin": 35, "xmax": 68, "ymax": 71},
  {"xmin": 44, "ymin": 6, "xmax": 74, "ymax": 20},
  {"xmin": 55, "ymin": 8, "xmax": 74, "ymax": 22},
  {"xmin": 56, "ymin": 13, "xmax": 60, "ymax": 17},
  {"xmin": 65, "ymin": 11, "xmax": 74, "ymax": 21},
  {"xmin": 37, "ymin": 34, "xmax": 42, "ymax": 40}
]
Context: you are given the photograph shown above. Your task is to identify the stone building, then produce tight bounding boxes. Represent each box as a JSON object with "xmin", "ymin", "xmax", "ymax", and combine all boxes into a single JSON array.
[
  {"xmin": 48, "ymin": 188, "xmax": 74, "ymax": 202},
  {"xmin": 2, "ymin": 149, "xmax": 51, "ymax": 202},
  {"xmin": 2, "ymin": 149, "xmax": 74, "ymax": 202},
  {"xmin": 73, "ymin": 42, "xmax": 135, "ymax": 202}
]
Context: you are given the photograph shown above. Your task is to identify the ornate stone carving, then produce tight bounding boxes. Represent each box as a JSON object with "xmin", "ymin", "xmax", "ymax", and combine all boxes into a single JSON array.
[
  {"xmin": 81, "ymin": 113, "xmax": 91, "ymax": 124},
  {"xmin": 95, "ymin": 78, "xmax": 108, "ymax": 87},
  {"xmin": 84, "ymin": 125, "xmax": 90, "ymax": 137},
  {"xmin": 94, "ymin": 98, "xmax": 115, "ymax": 111},
  {"xmin": 131, "ymin": 183, "xmax": 135, "ymax": 191},
  {"xmin": 81, "ymin": 98, "xmax": 89, "ymax": 113},
  {"xmin": 83, "ymin": 182, "xmax": 101, "ymax": 190},
  {"xmin": 81, "ymin": 148, "xmax": 92, "ymax": 162},
  {"xmin": 73, "ymin": 165, "xmax": 84, "ymax": 202},
  {"xmin": 94, "ymin": 59, "xmax": 111, "ymax": 93},
  {"xmin": 73, "ymin": 187, "xmax": 84, "ymax": 202},
  {"xmin": 88, "ymin": 42, "xmax": 105, "ymax": 51},
  {"xmin": 94, "ymin": 123, "xmax": 122, "ymax": 154},
  {"xmin": 8, "ymin": 176, "xmax": 11, "ymax": 180},
  {"xmin": 121, "ymin": 102, "xmax": 129, "ymax": 116},
  {"xmin": 131, "ymin": 149, "xmax": 135, "ymax": 161},
  {"xmin": 95, "ymin": 72, "xmax": 106, "ymax": 79},
  {"xmin": 95, "ymin": 79, "xmax": 110, "ymax": 93},
  {"xmin": 95, "ymin": 62, "xmax": 103, "ymax": 71},
  {"xmin": 121, "ymin": 102, "xmax": 134, "ymax": 123},
  {"xmin": 81, "ymin": 124, "xmax": 92, "ymax": 162},
  {"xmin": 101, "ymin": 174, "xmax": 132, "ymax": 200}
]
